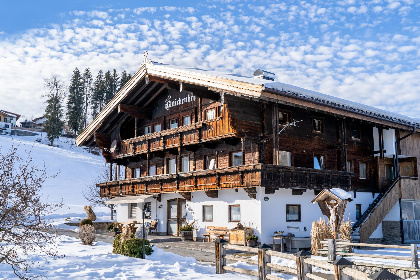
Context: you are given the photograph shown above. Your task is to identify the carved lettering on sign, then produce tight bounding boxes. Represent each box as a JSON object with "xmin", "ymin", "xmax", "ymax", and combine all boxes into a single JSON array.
[{"xmin": 165, "ymin": 94, "xmax": 196, "ymax": 111}]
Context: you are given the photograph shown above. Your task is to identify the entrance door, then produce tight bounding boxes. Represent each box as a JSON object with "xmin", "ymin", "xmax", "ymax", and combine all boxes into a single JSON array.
[{"xmin": 167, "ymin": 198, "xmax": 186, "ymax": 235}]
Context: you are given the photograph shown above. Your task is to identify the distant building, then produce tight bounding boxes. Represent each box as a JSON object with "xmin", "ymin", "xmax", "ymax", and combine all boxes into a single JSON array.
[
  {"xmin": 33, "ymin": 116, "xmax": 47, "ymax": 130},
  {"xmin": 0, "ymin": 110, "xmax": 20, "ymax": 134},
  {"xmin": 21, "ymin": 120, "xmax": 35, "ymax": 129}
]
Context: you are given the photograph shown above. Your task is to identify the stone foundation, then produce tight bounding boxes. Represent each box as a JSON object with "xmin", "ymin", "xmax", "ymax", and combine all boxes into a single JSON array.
[{"xmin": 382, "ymin": 221, "xmax": 402, "ymax": 244}]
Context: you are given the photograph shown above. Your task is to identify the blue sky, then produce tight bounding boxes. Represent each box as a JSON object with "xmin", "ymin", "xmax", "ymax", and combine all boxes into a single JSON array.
[{"xmin": 0, "ymin": 0, "xmax": 419, "ymax": 122}]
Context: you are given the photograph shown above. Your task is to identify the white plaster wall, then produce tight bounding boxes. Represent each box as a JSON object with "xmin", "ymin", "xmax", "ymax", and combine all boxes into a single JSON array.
[
  {"xmin": 260, "ymin": 189, "xmax": 383, "ymax": 243},
  {"xmin": 382, "ymin": 201, "xmax": 401, "ymax": 221},
  {"xmin": 187, "ymin": 189, "xmax": 262, "ymax": 238}
]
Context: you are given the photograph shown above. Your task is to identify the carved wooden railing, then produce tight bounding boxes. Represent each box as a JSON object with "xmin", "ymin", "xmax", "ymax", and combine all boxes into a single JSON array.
[
  {"xmin": 98, "ymin": 164, "xmax": 352, "ymax": 198},
  {"xmin": 116, "ymin": 116, "xmax": 235, "ymax": 159}
]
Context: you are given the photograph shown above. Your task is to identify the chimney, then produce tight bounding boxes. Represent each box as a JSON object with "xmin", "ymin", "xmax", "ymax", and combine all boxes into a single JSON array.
[{"xmin": 253, "ymin": 69, "xmax": 275, "ymax": 81}]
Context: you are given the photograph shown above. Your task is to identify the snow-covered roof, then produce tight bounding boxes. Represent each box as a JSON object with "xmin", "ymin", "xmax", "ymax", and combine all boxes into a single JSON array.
[
  {"xmin": 0, "ymin": 110, "xmax": 20, "ymax": 120},
  {"xmin": 77, "ymin": 59, "xmax": 420, "ymax": 146},
  {"xmin": 329, "ymin": 188, "xmax": 352, "ymax": 200}
]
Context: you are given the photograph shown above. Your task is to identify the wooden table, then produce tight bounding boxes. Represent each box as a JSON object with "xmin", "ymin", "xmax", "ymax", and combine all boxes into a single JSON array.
[{"xmin": 272, "ymin": 235, "xmax": 292, "ymax": 252}]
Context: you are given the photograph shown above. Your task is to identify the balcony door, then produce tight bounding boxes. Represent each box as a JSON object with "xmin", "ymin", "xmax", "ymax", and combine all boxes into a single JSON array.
[{"xmin": 167, "ymin": 198, "xmax": 186, "ymax": 236}]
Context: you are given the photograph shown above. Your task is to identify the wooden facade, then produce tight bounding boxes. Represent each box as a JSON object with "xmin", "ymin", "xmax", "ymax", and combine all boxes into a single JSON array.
[{"xmin": 76, "ymin": 60, "xmax": 420, "ymax": 241}]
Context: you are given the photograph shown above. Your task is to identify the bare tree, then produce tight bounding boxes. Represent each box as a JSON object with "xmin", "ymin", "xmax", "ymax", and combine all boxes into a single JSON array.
[
  {"xmin": 0, "ymin": 147, "xmax": 62, "ymax": 279},
  {"xmin": 83, "ymin": 164, "xmax": 115, "ymax": 220}
]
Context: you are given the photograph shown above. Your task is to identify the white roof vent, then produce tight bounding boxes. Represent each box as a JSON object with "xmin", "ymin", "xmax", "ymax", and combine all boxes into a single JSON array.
[{"xmin": 253, "ymin": 69, "xmax": 275, "ymax": 81}]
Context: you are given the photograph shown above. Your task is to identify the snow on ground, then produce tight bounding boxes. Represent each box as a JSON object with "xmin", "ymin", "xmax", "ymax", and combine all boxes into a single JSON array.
[
  {"xmin": 0, "ymin": 131, "xmax": 109, "ymax": 218},
  {"xmin": 0, "ymin": 235, "xmax": 254, "ymax": 280}
]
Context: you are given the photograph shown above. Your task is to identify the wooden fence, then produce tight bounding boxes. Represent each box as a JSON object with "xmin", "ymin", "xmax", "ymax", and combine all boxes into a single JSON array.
[{"xmin": 215, "ymin": 239, "xmax": 417, "ymax": 280}]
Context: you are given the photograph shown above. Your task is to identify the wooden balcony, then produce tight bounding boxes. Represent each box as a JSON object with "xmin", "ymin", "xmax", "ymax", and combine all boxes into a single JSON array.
[
  {"xmin": 98, "ymin": 164, "xmax": 352, "ymax": 199},
  {"xmin": 118, "ymin": 116, "xmax": 234, "ymax": 159}
]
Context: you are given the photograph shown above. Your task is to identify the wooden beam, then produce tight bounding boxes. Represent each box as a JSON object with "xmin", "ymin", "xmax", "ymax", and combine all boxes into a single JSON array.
[
  {"xmin": 118, "ymin": 104, "xmax": 152, "ymax": 119},
  {"xmin": 179, "ymin": 192, "xmax": 191, "ymax": 201},
  {"xmin": 94, "ymin": 132, "xmax": 111, "ymax": 149},
  {"xmin": 142, "ymin": 84, "xmax": 168, "ymax": 107},
  {"xmin": 205, "ymin": 190, "xmax": 219, "ymax": 198}
]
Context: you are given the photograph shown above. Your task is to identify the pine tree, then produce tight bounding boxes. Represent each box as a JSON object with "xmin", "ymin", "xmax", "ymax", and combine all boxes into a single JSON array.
[
  {"xmin": 82, "ymin": 68, "xmax": 93, "ymax": 130},
  {"xmin": 104, "ymin": 70, "xmax": 113, "ymax": 104},
  {"xmin": 66, "ymin": 68, "xmax": 84, "ymax": 135},
  {"xmin": 91, "ymin": 70, "xmax": 105, "ymax": 119},
  {"xmin": 44, "ymin": 76, "xmax": 65, "ymax": 145},
  {"xmin": 119, "ymin": 70, "xmax": 132, "ymax": 91}
]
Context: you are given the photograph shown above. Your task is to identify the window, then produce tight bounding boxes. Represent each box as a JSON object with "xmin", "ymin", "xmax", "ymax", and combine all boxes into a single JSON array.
[
  {"xmin": 278, "ymin": 111, "xmax": 290, "ymax": 125},
  {"xmin": 183, "ymin": 115, "xmax": 191, "ymax": 126},
  {"xmin": 149, "ymin": 165, "xmax": 156, "ymax": 176},
  {"xmin": 169, "ymin": 118, "xmax": 178, "ymax": 129},
  {"xmin": 386, "ymin": 165, "xmax": 395, "ymax": 180},
  {"xmin": 144, "ymin": 202, "xmax": 152, "ymax": 219},
  {"xmin": 206, "ymin": 109, "xmax": 216, "ymax": 120},
  {"xmin": 129, "ymin": 203, "xmax": 137, "ymax": 219},
  {"xmin": 313, "ymin": 118, "xmax": 323, "ymax": 133},
  {"xmin": 359, "ymin": 163, "xmax": 367, "ymax": 179},
  {"xmin": 314, "ymin": 155, "xmax": 324, "ymax": 170},
  {"xmin": 181, "ymin": 155, "xmax": 190, "ymax": 172},
  {"xmin": 135, "ymin": 168, "xmax": 141, "ymax": 178},
  {"xmin": 278, "ymin": 151, "xmax": 291, "ymax": 166},
  {"xmin": 229, "ymin": 205, "xmax": 241, "ymax": 222},
  {"xmin": 230, "ymin": 152, "xmax": 242, "ymax": 167},
  {"xmin": 351, "ymin": 126, "xmax": 361, "ymax": 140},
  {"xmin": 154, "ymin": 123, "xmax": 162, "ymax": 133},
  {"xmin": 203, "ymin": 205, "xmax": 213, "ymax": 222},
  {"xmin": 205, "ymin": 155, "xmax": 216, "ymax": 170},
  {"xmin": 346, "ymin": 161, "xmax": 352, "ymax": 172},
  {"xmin": 145, "ymin": 125, "xmax": 152, "ymax": 135},
  {"xmin": 4, "ymin": 117, "xmax": 8, "ymax": 123},
  {"xmin": 119, "ymin": 166, "xmax": 126, "ymax": 180},
  {"xmin": 286, "ymin": 204, "xmax": 301, "ymax": 222},
  {"xmin": 356, "ymin": 204, "xmax": 362, "ymax": 220},
  {"xmin": 167, "ymin": 158, "xmax": 176, "ymax": 174}
]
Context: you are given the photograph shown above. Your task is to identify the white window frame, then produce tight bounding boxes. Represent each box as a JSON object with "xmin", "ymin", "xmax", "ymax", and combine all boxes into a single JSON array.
[
  {"xmin": 154, "ymin": 123, "xmax": 162, "ymax": 133},
  {"xmin": 145, "ymin": 125, "xmax": 152, "ymax": 135},
  {"xmin": 181, "ymin": 155, "xmax": 190, "ymax": 172},
  {"xmin": 206, "ymin": 109, "xmax": 216, "ymax": 120},
  {"xmin": 169, "ymin": 118, "xmax": 178, "ymax": 129},
  {"xmin": 183, "ymin": 115, "xmax": 191, "ymax": 126}
]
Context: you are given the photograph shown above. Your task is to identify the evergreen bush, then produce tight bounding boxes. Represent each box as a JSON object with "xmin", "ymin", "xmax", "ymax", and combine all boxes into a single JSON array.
[{"xmin": 112, "ymin": 234, "xmax": 153, "ymax": 257}]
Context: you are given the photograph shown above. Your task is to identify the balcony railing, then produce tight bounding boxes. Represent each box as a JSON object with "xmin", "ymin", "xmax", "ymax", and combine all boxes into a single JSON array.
[
  {"xmin": 118, "ymin": 116, "xmax": 235, "ymax": 159},
  {"xmin": 98, "ymin": 164, "xmax": 352, "ymax": 198}
]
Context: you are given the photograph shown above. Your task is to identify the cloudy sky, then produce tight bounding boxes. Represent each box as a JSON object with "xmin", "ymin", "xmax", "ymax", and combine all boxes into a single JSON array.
[{"xmin": 0, "ymin": 0, "xmax": 419, "ymax": 122}]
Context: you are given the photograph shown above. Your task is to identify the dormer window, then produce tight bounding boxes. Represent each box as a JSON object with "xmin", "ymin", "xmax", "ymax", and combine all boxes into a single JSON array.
[{"xmin": 313, "ymin": 118, "xmax": 323, "ymax": 133}]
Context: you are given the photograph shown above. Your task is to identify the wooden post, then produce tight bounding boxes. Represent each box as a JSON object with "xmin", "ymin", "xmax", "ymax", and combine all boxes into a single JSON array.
[
  {"xmin": 333, "ymin": 258, "xmax": 354, "ymax": 280},
  {"xmin": 411, "ymin": 244, "xmax": 419, "ymax": 269},
  {"xmin": 328, "ymin": 239, "xmax": 336, "ymax": 262},
  {"xmin": 258, "ymin": 244, "xmax": 271, "ymax": 280},
  {"xmin": 109, "ymin": 163, "xmax": 113, "ymax": 181},
  {"xmin": 295, "ymin": 251, "xmax": 312, "ymax": 280},
  {"xmin": 215, "ymin": 238, "xmax": 227, "ymax": 274}
]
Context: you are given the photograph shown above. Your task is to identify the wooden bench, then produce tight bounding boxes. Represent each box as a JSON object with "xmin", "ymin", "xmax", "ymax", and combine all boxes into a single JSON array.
[{"xmin": 203, "ymin": 226, "xmax": 228, "ymax": 242}]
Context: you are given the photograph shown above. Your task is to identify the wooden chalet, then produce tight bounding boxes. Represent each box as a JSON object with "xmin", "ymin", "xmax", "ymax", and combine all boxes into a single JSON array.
[{"xmin": 77, "ymin": 57, "xmax": 420, "ymax": 244}]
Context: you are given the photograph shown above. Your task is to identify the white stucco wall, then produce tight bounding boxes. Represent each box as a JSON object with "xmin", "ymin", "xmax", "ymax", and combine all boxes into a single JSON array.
[{"xmin": 115, "ymin": 188, "xmax": 384, "ymax": 243}]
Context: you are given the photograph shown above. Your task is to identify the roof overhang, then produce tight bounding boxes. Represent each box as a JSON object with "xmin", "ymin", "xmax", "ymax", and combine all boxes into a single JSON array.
[{"xmin": 104, "ymin": 194, "xmax": 153, "ymax": 205}]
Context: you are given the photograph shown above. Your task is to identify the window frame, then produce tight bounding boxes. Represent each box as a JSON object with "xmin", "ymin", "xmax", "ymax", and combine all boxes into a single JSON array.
[
  {"xmin": 346, "ymin": 160, "xmax": 352, "ymax": 172},
  {"xmin": 229, "ymin": 204, "xmax": 241, "ymax": 222},
  {"xmin": 183, "ymin": 115, "xmax": 191, "ymax": 126},
  {"xmin": 169, "ymin": 118, "xmax": 178, "ymax": 129},
  {"xmin": 351, "ymin": 125, "xmax": 361, "ymax": 140},
  {"xmin": 129, "ymin": 203, "xmax": 137, "ymax": 219},
  {"xmin": 144, "ymin": 125, "xmax": 152, "ymax": 135},
  {"xmin": 144, "ymin": 202, "xmax": 152, "ymax": 219},
  {"xmin": 312, "ymin": 118, "xmax": 324, "ymax": 133},
  {"xmin": 202, "ymin": 205, "xmax": 214, "ymax": 222},
  {"xmin": 230, "ymin": 151, "xmax": 243, "ymax": 167},
  {"xmin": 359, "ymin": 162, "xmax": 367, "ymax": 179},
  {"xmin": 356, "ymin": 204, "xmax": 362, "ymax": 220},
  {"xmin": 149, "ymin": 165, "xmax": 156, "ymax": 176},
  {"xmin": 167, "ymin": 157, "xmax": 177, "ymax": 174},
  {"xmin": 154, "ymin": 123, "xmax": 162, "ymax": 133},
  {"xmin": 181, "ymin": 155, "xmax": 190, "ymax": 172},
  {"xmin": 205, "ymin": 155, "xmax": 217, "ymax": 170},
  {"xmin": 205, "ymin": 108, "xmax": 216, "ymax": 121},
  {"xmin": 386, "ymin": 164, "xmax": 395, "ymax": 180},
  {"xmin": 286, "ymin": 204, "xmax": 301, "ymax": 222},
  {"xmin": 313, "ymin": 155, "xmax": 324, "ymax": 170}
]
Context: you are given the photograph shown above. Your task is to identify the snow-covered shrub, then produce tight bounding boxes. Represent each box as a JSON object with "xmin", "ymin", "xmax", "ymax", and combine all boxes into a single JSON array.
[
  {"xmin": 113, "ymin": 234, "xmax": 122, "ymax": 254},
  {"xmin": 80, "ymin": 219, "xmax": 93, "ymax": 227},
  {"xmin": 79, "ymin": 224, "xmax": 96, "ymax": 245}
]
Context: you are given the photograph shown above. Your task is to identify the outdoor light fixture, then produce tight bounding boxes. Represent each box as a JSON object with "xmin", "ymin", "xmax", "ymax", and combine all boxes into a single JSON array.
[
  {"xmin": 142, "ymin": 203, "xmax": 151, "ymax": 259},
  {"xmin": 264, "ymin": 197, "xmax": 269, "ymax": 201}
]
